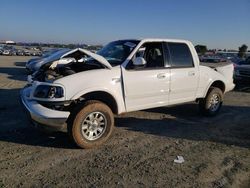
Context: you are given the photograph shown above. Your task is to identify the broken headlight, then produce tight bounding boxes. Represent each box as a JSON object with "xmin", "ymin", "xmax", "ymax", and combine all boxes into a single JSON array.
[{"xmin": 34, "ymin": 85, "xmax": 64, "ymax": 99}]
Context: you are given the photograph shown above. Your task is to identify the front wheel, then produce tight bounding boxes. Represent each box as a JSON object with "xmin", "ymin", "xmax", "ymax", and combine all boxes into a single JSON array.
[
  {"xmin": 199, "ymin": 87, "xmax": 223, "ymax": 116},
  {"xmin": 70, "ymin": 101, "xmax": 114, "ymax": 149}
]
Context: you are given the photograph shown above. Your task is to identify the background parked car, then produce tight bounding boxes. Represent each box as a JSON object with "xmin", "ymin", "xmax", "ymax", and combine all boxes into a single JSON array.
[
  {"xmin": 2, "ymin": 50, "xmax": 11, "ymax": 56},
  {"xmin": 31, "ymin": 51, "xmax": 43, "ymax": 56},
  {"xmin": 24, "ymin": 51, "xmax": 31, "ymax": 56},
  {"xmin": 10, "ymin": 50, "xmax": 17, "ymax": 56},
  {"xmin": 16, "ymin": 50, "xmax": 25, "ymax": 56},
  {"xmin": 234, "ymin": 57, "xmax": 250, "ymax": 85}
]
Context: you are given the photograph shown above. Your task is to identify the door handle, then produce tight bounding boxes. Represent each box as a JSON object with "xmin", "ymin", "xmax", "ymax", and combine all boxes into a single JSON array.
[
  {"xmin": 188, "ymin": 71, "xmax": 195, "ymax": 76},
  {"xmin": 157, "ymin": 73, "xmax": 166, "ymax": 79}
]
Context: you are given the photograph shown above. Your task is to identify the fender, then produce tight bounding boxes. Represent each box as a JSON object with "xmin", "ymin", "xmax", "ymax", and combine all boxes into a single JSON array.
[
  {"xmin": 202, "ymin": 79, "xmax": 226, "ymax": 98},
  {"xmin": 198, "ymin": 65, "xmax": 228, "ymax": 98}
]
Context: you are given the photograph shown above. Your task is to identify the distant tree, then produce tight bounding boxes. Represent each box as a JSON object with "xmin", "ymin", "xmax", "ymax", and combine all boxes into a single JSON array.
[
  {"xmin": 238, "ymin": 44, "xmax": 248, "ymax": 58},
  {"xmin": 67, "ymin": 44, "xmax": 76, "ymax": 49},
  {"xmin": 195, "ymin": 45, "xmax": 207, "ymax": 55}
]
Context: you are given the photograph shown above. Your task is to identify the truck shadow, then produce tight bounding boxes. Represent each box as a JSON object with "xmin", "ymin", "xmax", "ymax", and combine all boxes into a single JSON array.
[
  {"xmin": 116, "ymin": 104, "xmax": 250, "ymax": 149},
  {"xmin": 0, "ymin": 87, "xmax": 249, "ymax": 149}
]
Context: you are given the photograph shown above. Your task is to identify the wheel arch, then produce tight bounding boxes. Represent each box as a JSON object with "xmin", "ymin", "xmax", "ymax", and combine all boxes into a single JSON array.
[
  {"xmin": 209, "ymin": 80, "xmax": 226, "ymax": 93},
  {"xmin": 78, "ymin": 91, "xmax": 119, "ymax": 115},
  {"xmin": 197, "ymin": 80, "xmax": 226, "ymax": 101}
]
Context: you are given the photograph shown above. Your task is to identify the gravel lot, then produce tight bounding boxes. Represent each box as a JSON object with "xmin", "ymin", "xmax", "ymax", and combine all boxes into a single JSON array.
[{"xmin": 0, "ymin": 56, "xmax": 250, "ymax": 188}]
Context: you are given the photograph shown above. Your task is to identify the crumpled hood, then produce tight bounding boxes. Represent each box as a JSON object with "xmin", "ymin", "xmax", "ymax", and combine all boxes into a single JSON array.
[
  {"xmin": 61, "ymin": 48, "xmax": 112, "ymax": 69},
  {"xmin": 33, "ymin": 48, "xmax": 112, "ymax": 71}
]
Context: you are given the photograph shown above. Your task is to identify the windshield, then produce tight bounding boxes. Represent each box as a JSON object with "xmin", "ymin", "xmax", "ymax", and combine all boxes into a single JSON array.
[{"xmin": 97, "ymin": 40, "xmax": 139, "ymax": 66}]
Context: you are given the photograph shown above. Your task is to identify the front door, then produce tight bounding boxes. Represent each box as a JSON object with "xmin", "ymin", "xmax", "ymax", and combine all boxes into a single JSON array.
[{"xmin": 122, "ymin": 42, "xmax": 171, "ymax": 112}]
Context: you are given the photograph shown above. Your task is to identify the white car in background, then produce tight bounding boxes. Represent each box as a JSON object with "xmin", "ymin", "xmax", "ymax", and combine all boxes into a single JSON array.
[{"xmin": 2, "ymin": 50, "xmax": 11, "ymax": 56}]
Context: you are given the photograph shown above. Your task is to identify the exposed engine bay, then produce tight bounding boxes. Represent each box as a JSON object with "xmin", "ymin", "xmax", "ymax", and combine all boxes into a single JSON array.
[{"xmin": 31, "ymin": 50, "xmax": 105, "ymax": 82}]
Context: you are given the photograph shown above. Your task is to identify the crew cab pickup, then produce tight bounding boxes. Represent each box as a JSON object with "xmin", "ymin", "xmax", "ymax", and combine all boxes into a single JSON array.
[{"xmin": 21, "ymin": 39, "xmax": 235, "ymax": 148}]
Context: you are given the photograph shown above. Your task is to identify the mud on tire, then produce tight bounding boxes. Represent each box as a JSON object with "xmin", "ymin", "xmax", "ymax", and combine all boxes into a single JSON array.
[
  {"xmin": 69, "ymin": 100, "xmax": 114, "ymax": 149},
  {"xmin": 199, "ymin": 87, "xmax": 223, "ymax": 116}
]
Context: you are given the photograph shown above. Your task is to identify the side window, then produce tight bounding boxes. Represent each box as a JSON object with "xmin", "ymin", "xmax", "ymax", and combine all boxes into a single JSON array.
[
  {"xmin": 168, "ymin": 43, "xmax": 194, "ymax": 68},
  {"xmin": 127, "ymin": 42, "xmax": 165, "ymax": 69}
]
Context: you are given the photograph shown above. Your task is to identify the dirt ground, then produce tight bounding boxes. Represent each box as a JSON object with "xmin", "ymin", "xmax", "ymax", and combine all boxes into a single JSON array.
[{"xmin": 0, "ymin": 56, "xmax": 250, "ymax": 188}]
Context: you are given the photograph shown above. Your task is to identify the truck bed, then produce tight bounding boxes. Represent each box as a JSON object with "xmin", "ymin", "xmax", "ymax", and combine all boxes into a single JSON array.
[
  {"xmin": 200, "ymin": 61, "xmax": 232, "ymax": 68},
  {"xmin": 201, "ymin": 61, "xmax": 234, "ymax": 84}
]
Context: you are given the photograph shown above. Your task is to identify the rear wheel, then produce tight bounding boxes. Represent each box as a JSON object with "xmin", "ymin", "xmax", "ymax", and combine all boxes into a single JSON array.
[
  {"xmin": 199, "ymin": 87, "xmax": 223, "ymax": 116},
  {"xmin": 70, "ymin": 101, "xmax": 114, "ymax": 149}
]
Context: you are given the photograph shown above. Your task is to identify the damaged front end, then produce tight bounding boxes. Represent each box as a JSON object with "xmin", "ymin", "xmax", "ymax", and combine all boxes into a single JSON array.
[
  {"xmin": 20, "ymin": 86, "xmax": 70, "ymax": 132},
  {"xmin": 28, "ymin": 48, "xmax": 112, "ymax": 83},
  {"xmin": 22, "ymin": 48, "xmax": 114, "ymax": 131}
]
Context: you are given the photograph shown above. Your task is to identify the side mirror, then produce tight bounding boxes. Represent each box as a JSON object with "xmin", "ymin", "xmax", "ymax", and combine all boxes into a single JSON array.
[{"xmin": 133, "ymin": 57, "xmax": 146, "ymax": 66}]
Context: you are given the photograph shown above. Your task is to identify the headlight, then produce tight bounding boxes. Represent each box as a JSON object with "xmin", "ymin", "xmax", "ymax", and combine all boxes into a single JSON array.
[{"xmin": 34, "ymin": 85, "xmax": 64, "ymax": 98}]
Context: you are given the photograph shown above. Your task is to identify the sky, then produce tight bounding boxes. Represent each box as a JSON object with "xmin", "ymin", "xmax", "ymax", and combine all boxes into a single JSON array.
[{"xmin": 0, "ymin": 0, "xmax": 249, "ymax": 49}]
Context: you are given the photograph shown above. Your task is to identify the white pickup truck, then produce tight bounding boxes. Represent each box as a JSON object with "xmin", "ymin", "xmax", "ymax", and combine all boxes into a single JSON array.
[{"xmin": 21, "ymin": 39, "xmax": 235, "ymax": 148}]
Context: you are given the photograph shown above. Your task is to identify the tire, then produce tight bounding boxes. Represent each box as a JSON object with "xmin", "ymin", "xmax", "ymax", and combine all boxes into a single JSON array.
[
  {"xmin": 199, "ymin": 87, "xmax": 223, "ymax": 116},
  {"xmin": 69, "ymin": 100, "xmax": 114, "ymax": 149}
]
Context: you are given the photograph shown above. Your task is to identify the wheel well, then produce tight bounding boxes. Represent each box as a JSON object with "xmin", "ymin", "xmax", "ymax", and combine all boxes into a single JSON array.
[
  {"xmin": 210, "ymin": 81, "xmax": 225, "ymax": 93},
  {"xmin": 80, "ymin": 91, "xmax": 118, "ymax": 114}
]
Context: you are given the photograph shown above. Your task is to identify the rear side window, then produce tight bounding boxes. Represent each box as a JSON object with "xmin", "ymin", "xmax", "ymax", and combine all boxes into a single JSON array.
[{"xmin": 168, "ymin": 43, "xmax": 193, "ymax": 68}]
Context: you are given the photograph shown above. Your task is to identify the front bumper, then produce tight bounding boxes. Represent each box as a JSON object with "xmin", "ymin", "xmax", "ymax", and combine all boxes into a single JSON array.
[{"xmin": 20, "ymin": 87, "xmax": 70, "ymax": 132}]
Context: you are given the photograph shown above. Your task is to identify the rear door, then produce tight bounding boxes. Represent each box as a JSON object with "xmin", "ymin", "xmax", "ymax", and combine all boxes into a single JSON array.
[{"xmin": 166, "ymin": 42, "xmax": 199, "ymax": 105}]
